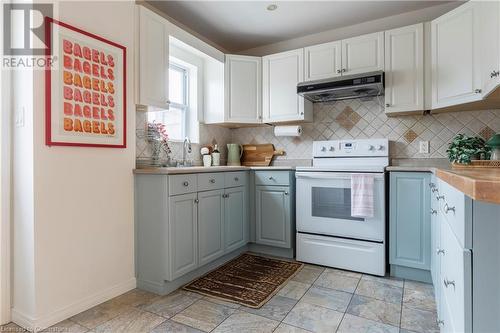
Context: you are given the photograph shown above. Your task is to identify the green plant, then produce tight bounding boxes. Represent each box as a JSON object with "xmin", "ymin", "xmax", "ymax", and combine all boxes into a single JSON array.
[{"xmin": 446, "ymin": 134, "xmax": 490, "ymax": 164}]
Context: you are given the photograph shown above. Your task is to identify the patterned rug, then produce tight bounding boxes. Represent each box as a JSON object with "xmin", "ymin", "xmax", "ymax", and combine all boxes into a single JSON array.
[{"xmin": 183, "ymin": 253, "xmax": 304, "ymax": 308}]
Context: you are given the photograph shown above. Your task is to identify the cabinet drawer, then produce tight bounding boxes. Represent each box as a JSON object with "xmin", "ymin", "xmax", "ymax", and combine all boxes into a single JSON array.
[
  {"xmin": 437, "ymin": 179, "xmax": 472, "ymax": 248},
  {"xmin": 440, "ymin": 219, "xmax": 472, "ymax": 333},
  {"xmin": 255, "ymin": 171, "xmax": 291, "ymax": 186},
  {"xmin": 197, "ymin": 173, "xmax": 225, "ymax": 192},
  {"xmin": 225, "ymin": 171, "xmax": 247, "ymax": 188},
  {"xmin": 169, "ymin": 174, "xmax": 197, "ymax": 196}
]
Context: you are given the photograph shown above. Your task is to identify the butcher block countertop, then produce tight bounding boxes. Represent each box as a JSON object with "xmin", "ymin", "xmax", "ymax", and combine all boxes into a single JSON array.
[{"xmin": 436, "ymin": 168, "xmax": 500, "ymax": 205}]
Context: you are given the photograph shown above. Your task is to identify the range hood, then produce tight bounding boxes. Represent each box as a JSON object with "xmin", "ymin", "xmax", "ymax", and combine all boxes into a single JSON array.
[{"xmin": 297, "ymin": 71, "xmax": 384, "ymax": 102}]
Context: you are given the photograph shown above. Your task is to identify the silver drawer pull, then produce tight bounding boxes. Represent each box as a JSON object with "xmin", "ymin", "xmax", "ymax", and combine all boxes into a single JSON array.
[
  {"xmin": 436, "ymin": 195, "xmax": 445, "ymax": 201},
  {"xmin": 431, "ymin": 188, "xmax": 439, "ymax": 193},
  {"xmin": 209, "ymin": 179, "xmax": 216, "ymax": 184},
  {"xmin": 194, "ymin": 199, "xmax": 199, "ymax": 203},
  {"xmin": 444, "ymin": 279, "xmax": 455, "ymax": 288},
  {"xmin": 234, "ymin": 177, "xmax": 239, "ymax": 181},
  {"xmin": 430, "ymin": 209, "xmax": 437, "ymax": 215},
  {"xmin": 284, "ymin": 191, "xmax": 289, "ymax": 195},
  {"xmin": 269, "ymin": 176, "xmax": 274, "ymax": 180},
  {"xmin": 436, "ymin": 248, "xmax": 445, "ymax": 255},
  {"xmin": 429, "ymin": 183, "xmax": 436, "ymax": 188},
  {"xmin": 183, "ymin": 181, "xmax": 189, "ymax": 187},
  {"xmin": 444, "ymin": 203, "xmax": 455, "ymax": 214},
  {"xmin": 437, "ymin": 320, "xmax": 444, "ymax": 326},
  {"xmin": 222, "ymin": 194, "xmax": 229, "ymax": 198}
]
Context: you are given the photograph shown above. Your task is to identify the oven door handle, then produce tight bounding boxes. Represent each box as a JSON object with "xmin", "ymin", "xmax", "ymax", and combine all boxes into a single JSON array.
[{"xmin": 295, "ymin": 172, "xmax": 385, "ymax": 180}]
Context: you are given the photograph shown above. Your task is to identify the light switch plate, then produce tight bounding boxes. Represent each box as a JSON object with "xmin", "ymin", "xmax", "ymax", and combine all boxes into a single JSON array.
[
  {"xmin": 419, "ymin": 141, "xmax": 430, "ymax": 154},
  {"xmin": 15, "ymin": 107, "xmax": 25, "ymax": 127}
]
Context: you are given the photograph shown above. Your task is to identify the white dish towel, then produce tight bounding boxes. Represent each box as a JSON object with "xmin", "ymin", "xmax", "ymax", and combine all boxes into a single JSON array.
[{"xmin": 351, "ymin": 174, "xmax": 375, "ymax": 218}]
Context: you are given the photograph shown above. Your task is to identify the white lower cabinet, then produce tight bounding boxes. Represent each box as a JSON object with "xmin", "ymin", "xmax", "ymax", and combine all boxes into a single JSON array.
[
  {"xmin": 168, "ymin": 192, "xmax": 198, "ymax": 280},
  {"xmin": 198, "ymin": 189, "xmax": 225, "ymax": 266}
]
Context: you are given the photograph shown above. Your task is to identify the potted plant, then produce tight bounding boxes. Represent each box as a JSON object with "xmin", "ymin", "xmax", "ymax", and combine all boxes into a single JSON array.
[{"xmin": 446, "ymin": 134, "xmax": 490, "ymax": 165}]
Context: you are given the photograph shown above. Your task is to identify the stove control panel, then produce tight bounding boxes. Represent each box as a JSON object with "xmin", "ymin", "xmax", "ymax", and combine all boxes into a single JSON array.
[{"xmin": 313, "ymin": 139, "xmax": 389, "ymax": 158}]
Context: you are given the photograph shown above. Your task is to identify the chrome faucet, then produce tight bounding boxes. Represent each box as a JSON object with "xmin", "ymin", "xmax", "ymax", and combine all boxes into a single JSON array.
[{"xmin": 182, "ymin": 137, "xmax": 192, "ymax": 166}]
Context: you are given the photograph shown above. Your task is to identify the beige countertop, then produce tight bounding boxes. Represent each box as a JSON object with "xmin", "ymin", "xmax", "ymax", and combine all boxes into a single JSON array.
[{"xmin": 133, "ymin": 165, "xmax": 295, "ymax": 175}]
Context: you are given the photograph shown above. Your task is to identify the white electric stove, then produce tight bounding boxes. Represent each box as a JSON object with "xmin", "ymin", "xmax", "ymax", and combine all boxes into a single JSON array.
[{"xmin": 295, "ymin": 138, "xmax": 389, "ymax": 276}]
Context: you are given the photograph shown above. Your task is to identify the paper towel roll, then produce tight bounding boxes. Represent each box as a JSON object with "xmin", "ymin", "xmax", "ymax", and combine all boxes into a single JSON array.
[{"xmin": 274, "ymin": 125, "xmax": 302, "ymax": 137}]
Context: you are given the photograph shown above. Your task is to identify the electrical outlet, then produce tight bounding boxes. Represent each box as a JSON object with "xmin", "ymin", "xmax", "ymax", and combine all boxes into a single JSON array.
[
  {"xmin": 419, "ymin": 141, "xmax": 430, "ymax": 154},
  {"xmin": 15, "ymin": 107, "xmax": 25, "ymax": 127}
]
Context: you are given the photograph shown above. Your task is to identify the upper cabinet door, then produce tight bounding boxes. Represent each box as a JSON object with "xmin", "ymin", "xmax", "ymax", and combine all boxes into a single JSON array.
[
  {"xmin": 225, "ymin": 55, "xmax": 262, "ymax": 123},
  {"xmin": 431, "ymin": 2, "xmax": 482, "ymax": 109},
  {"xmin": 341, "ymin": 32, "xmax": 384, "ymax": 75},
  {"xmin": 262, "ymin": 49, "xmax": 312, "ymax": 123},
  {"xmin": 384, "ymin": 24, "xmax": 424, "ymax": 114},
  {"xmin": 304, "ymin": 41, "xmax": 342, "ymax": 81},
  {"xmin": 479, "ymin": 1, "xmax": 500, "ymax": 98},
  {"xmin": 138, "ymin": 6, "xmax": 169, "ymax": 109}
]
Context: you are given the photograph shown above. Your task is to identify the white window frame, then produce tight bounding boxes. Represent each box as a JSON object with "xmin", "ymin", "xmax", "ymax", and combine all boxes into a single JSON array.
[{"xmin": 168, "ymin": 62, "xmax": 190, "ymax": 141}]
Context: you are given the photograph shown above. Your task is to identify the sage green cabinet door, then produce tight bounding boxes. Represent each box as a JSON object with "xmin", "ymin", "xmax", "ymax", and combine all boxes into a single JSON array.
[
  {"xmin": 168, "ymin": 192, "xmax": 198, "ymax": 280},
  {"xmin": 255, "ymin": 185, "xmax": 291, "ymax": 248},
  {"xmin": 198, "ymin": 189, "xmax": 225, "ymax": 266},
  {"xmin": 224, "ymin": 186, "xmax": 247, "ymax": 252},
  {"xmin": 390, "ymin": 172, "xmax": 431, "ymax": 270}
]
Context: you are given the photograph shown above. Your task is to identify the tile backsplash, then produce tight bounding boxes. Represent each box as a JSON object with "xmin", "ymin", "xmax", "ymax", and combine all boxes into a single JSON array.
[
  {"xmin": 232, "ymin": 99, "xmax": 500, "ymax": 161},
  {"xmin": 136, "ymin": 98, "xmax": 500, "ymax": 164}
]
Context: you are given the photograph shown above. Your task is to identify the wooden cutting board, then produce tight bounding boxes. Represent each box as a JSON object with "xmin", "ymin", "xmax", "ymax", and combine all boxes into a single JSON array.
[{"xmin": 242, "ymin": 144, "xmax": 285, "ymax": 166}]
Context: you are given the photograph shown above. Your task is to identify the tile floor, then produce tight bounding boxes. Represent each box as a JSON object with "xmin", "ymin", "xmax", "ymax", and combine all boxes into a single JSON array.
[{"xmin": 1, "ymin": 263, "xmax": 438, "ymax": 333}]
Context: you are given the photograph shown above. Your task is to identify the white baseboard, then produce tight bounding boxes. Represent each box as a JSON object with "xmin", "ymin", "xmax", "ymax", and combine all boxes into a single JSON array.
[{"xmin": 12, "ymin": 277, "xmax": 136, "ymax": 332}]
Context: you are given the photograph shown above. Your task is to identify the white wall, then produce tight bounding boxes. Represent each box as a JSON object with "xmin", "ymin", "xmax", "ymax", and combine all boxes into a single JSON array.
[
  {"xmin": 239, "ymin": 2, "xmax": 461, "ymax": 56},
  {"xmin": 12, "ymin": 1, "xmax": 136, "ymax": 329}
]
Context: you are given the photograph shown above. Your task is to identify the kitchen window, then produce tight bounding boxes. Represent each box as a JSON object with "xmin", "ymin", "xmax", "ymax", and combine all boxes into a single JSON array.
[{"xmin": 148, "ymin": 59, "xmax": 193, "ymax": 142}]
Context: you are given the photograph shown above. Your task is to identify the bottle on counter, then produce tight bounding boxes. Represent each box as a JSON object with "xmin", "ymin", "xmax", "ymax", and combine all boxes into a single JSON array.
[{"xmin": 212, "ymin": 144, "xmax": 221, "ymax": 166}]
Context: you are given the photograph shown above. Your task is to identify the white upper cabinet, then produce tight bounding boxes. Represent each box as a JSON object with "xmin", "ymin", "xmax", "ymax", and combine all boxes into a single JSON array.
[
  {"xmin": 262, "ymin": 48, "xmax": 313, "ymax": 123},
  {"xmin": 224, "ymin": 55, "xmax": 262, "ymax": 123},
  {"xmin": 431, "ymin": 2, "xmax": 482, "ymax": 109},
  {"xmin": 479, "ymin": 1, "xmax": 500, "ymax": 98},
  {"xmin": 384, "ymin": 23, "xmax": 424, "ymax": 114},
  {"xmin": 341, "ymin": 32, "xmax": 384, "ymax": 75},
  {"xmin": 304, "ymin": 41, "xmax": 342, "ymax": 81},
  {"xmin": 138, "ymin": 6, "xmax": 170, "ymax": 109}
]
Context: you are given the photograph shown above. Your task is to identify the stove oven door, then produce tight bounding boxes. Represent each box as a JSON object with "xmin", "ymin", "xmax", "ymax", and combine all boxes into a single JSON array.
[{"xmin": 296, "ymin": 172, "xmax": 385, "ymax": 242}]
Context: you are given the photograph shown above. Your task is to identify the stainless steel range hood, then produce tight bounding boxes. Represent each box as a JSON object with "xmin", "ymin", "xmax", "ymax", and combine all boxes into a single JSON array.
[{"xmin": 297, "ymin": 71, "xmax": 384, "ymax": 102}]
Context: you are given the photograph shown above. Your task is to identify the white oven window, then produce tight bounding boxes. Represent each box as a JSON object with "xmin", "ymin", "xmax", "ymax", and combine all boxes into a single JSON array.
[{"xmin": 311, "ymin": 187, "xmax": 364, "ymax": 221}]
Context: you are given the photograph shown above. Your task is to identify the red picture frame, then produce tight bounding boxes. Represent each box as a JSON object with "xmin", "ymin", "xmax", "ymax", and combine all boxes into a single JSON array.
[{"xmin": 45, "ymin": 17, "xmax": 127, "ymax": 148}]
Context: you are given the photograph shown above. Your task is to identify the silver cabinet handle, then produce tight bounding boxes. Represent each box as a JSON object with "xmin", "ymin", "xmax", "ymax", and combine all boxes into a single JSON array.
[
  {"xmin": 300, "ymin": 112, "xmax": 304, "ymax": 115},
  {"xmin": 444, "ymin": 203, "xmax": 455, "ymax": 214},
  {"xmin": 342, "ymin": 68, "xmax": 346, "ymax": 73},
  {"xmin": 269, "ymin": 176, "xmax": 274, "ymax": 180},
  {"xmin": 234, "ymin": 177, "xmax": 239, "ymax": 181},
  {"xmin": 209, "ymin": 179, "xmax": 216, "ymax": 184},
  {"xmin": 444, "ymin": 279, "xmax": 455, "ymax": 288},
  {"xmin": 194, "ymin": 198, "xmax": 199, "ymax": 203},
  {"xmin": 475, "ymin": 89, "xmax": 482, "ymax": 94},
  {"xmin": 437, "ymin": 320, "xmax": 444, "ymax": 326},
  {"xmin": 429, "ymin": 183, "xmax": 436, "ymax": 188},
  {"xmin": 385, "ymin": 103, "xmax": 390, "ymax": 107},
  {"xmin": 183, "ymin": 181, "xmax": 189, "ymax": 187},
  {"xmin": 491, "ymin": 70, "xmax": 500, "ymax": 78},
  {"xmin": 284, "ymin": 191, "xmax": 289, "ymax": 196},
  {"xmin": 166, "ymin": 100, "xmax": 171, "ymax": 105},
  {"xmin": 432, "ymin": 188, "xmax": 439, "ymax": 193},
  {"xmin": 222, "ymin": 194, "xmax": 229, "ymax": 198},
  {"xmin": 336, "ymin": 69, "xmax": 341, "ymax": 74},
  {"xmin": 430, "ymin": 209, "xmax": 437, "ymax": 215},
  {"xmin": 436, "ymin": 248, "xmax": 445, "ymax": 255},
  {"xmin": 436, "ymin": 195, "xmax": 445, "ymax": 201}
]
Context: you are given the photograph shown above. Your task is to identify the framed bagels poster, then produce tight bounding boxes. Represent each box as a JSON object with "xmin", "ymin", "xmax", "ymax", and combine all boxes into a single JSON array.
[{"xmin": 45, "ymin": 17, "xmax": 126, "ymax": 148}]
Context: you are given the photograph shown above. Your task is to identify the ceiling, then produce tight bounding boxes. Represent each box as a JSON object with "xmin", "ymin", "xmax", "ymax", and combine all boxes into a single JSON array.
[{"xmin": 148, "ymin": 1, "xmax": 453, "ymax": 52}]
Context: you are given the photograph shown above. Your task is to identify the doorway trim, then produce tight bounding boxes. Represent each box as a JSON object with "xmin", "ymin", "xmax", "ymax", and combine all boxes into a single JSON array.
[{"xmin": 0, "ymin": 14, "xmax": 12, "ymax": 322}]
